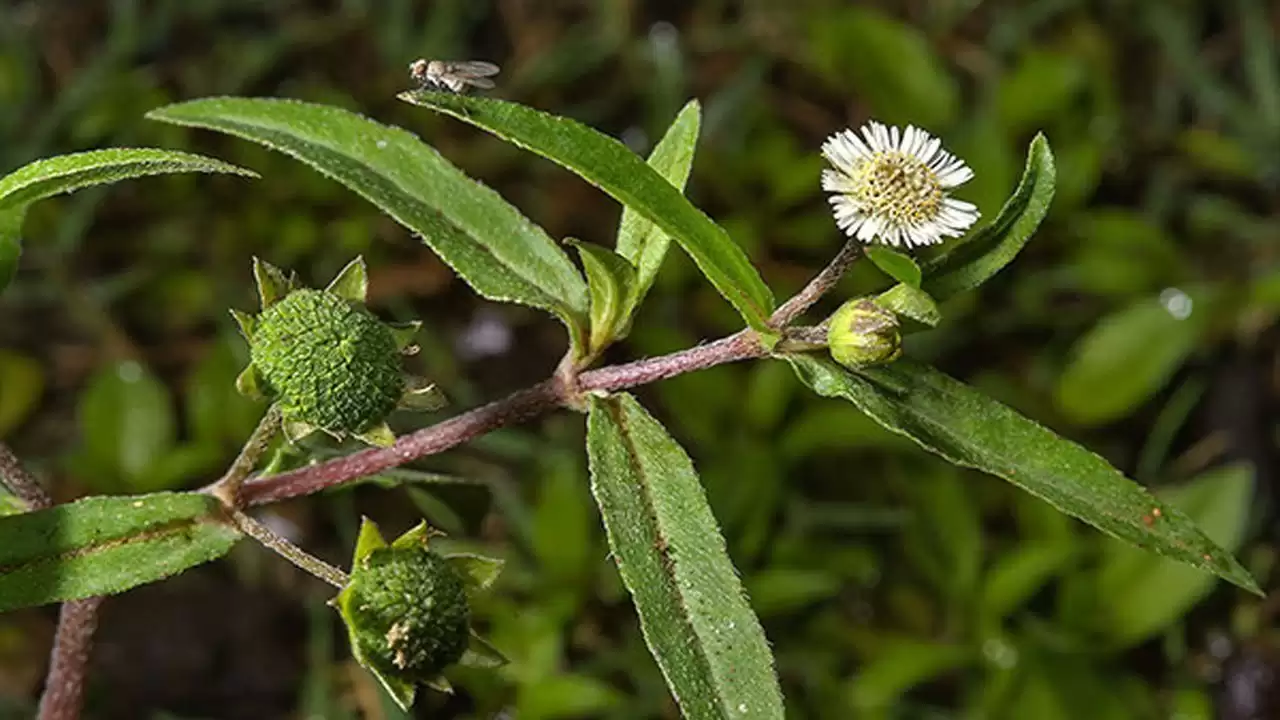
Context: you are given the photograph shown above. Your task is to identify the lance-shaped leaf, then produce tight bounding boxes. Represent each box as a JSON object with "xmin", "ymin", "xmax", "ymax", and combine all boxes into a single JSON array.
[
  {"xmin": 586, "ymin": 393, "xmax": 784, "ymax": 719},
  {"xmin": 400, "ymin": 91, "xmax": 775, "ymax": 333},
  {"xmin": 0, "ymin": 492, "xmax": 241, "ymax": 611},
  {"xmin": 784, "ymin": 354, "xmax": 1260, "ymax": 595},
  {"xmin": 874, "ymin": 134, "xmax": 1055, "ymax": 312},
  {"xmin": 147, "ymin": 98, "xmax": 590, "ymax": 346},
  {"xmin": 616, "ymin": 100, "xmax": 701, "ymax": 307},
  {"xmin": 0, "ymin": 148, "xmax": 255, "ymax": 294},
  {"xmin": 920, "ymin": 133, "xmax": 1055, "ymax": 298}
]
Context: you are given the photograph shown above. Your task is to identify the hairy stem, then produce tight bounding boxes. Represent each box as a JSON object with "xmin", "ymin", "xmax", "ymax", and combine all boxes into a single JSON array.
[
  {"xmin": 227, "ymin": 244, "xmax": 857, "ymax": 509},
  {"xmin": 769, "ymin": 239, "xmax": 863, "ymax": 327},
  {"xmin": 37, "ymin": 598, "xmax": 103, "ymax": 720},
  {"xmin": 229, "ymin": 509, "xmax": 349, "ymax": 588},
  {"xmin": 233, "ymin": 331, "xmax": 769, "ymax": 506},
  {"xmin": 211, "ymin": 404, "xmax": 282, "ymax": 507},
  {"xmin": 0, "ymin": 442, "xmax": 52, "ymax": 510}
]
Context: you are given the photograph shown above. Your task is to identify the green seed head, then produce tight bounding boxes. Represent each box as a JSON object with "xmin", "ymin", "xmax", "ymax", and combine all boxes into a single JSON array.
[
  {"xmin": 342, "ymin": 546, "xmax": 471, "ymax": 679},
  {"xmin": 827, "ymin": 298, "xmax": 903, "ymax": 369},
  {"xmin": 249, "ymin": 289, "xmax": 404, "ymax": 435}
]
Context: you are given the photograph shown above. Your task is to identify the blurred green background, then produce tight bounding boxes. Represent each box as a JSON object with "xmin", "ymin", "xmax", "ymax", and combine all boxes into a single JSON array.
[{"xmin": 1, "ymin": 1, "xmax": 1277, "ymax": 718}]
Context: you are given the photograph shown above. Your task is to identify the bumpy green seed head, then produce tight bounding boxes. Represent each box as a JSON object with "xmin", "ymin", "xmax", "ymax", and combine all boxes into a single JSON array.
[
  {"xmin": 250, "ymin": 289, "xmax": 404, "ymax": 435},
  {"xmin": 232, "ymin": 257, "xmax": 446, "ymax": 447},
  {"xmin": 342, "ymin": 546, "xmax": 471, "ymax": 680},
  {"xmin": 335, "ymin": 519, "xmax": 507, "ymax": 709},
  {"xmin": 827, "ymin": 298, "xmax": 903, "ymax": 369}
]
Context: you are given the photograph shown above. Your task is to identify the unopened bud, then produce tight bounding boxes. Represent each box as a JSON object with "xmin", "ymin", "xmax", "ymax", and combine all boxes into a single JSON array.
[{"xmin": 826, "ymin": 298, "xmax": 902, "ymax": 369}]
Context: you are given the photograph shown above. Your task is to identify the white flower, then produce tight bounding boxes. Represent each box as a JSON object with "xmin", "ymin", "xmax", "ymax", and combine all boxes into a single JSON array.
[{"xmin": 821, "ymin": 121, "xmax": 980, "ymax": 248}]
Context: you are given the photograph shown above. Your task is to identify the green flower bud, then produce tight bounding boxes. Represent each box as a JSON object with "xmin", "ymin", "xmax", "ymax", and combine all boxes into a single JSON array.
[
  {"xmin": 826, "ymin": 298, "xmax": 902, "ymax": 369},
  {"xmin": 341, "ymin": 545, "xmax": 471, "ymax": 680},
  {"xmin": 250, "ymin": 289, "xmax": 404, "ymax": 436}
]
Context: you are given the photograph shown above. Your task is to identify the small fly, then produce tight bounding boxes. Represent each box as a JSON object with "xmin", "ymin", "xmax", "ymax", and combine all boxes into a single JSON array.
[{"xmin": 409, "ymin": 59, "xmax": 500, "ymax": 94}]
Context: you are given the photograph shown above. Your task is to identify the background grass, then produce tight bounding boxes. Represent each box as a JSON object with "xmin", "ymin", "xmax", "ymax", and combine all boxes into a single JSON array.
[{"xmin": 0, "ymin": 1, "xmax": 1277, "ymax": 718}]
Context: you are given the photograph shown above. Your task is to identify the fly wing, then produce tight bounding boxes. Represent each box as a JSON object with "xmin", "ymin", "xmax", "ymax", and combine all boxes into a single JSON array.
[
  {"xmin": 466, "ymin": 77, "xmax": 497, "ymax": 89},
  {"xmin": 452, "ymin": 61, "xmax": 500, "ymax": 77}
]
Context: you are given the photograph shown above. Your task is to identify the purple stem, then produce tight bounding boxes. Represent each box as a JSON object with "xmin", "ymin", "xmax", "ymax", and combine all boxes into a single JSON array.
[
  {"xmin": 0, "ymin": 443, "xmax": 101, "ymax": 720},
  {"xmin": 237, "ymin": 331, "xmax": 768, "ymax": 507}
]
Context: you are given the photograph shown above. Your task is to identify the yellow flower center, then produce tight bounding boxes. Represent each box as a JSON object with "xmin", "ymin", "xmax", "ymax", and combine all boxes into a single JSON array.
[{"xmin": 850, "ymin": 151, "xmax": 943, "ymax": 226}]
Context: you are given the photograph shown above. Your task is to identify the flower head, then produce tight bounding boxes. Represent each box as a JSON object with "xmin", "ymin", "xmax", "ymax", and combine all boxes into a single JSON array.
[
  {"xmin": 821, "ymin": 121, "xmax": 979, "ymax": 248},
  {"xmin": 335, "ymin": 519, "xmax": 507, "ymax": 709},
  {"xmin": 231, "ymin": 257, "xmax": 446, "ymax": 447}
]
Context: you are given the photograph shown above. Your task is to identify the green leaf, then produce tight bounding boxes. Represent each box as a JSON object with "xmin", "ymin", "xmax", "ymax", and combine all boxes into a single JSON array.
[
  {"xmin": 875, "ymin": 284, "xmax": 941, "ymax": 328},
  {"xmin": 0, "ymin": 350, "xmax": 44, "ymax": 438},
  {"xmin": 586, "ymin": 393, "xmax": 784, "ymax": 719},
  {"xmin": 0, "ymin": 492, "xmax": 241, "ymax": 611},
  {"xmin": 399, "ymin": 91, "xmax": 776, "ymax": 333},
  {"xmin": 616, "ymin": 100, "xmax": 701, "ymax": 306},
  {"xmin": 805, "ymin": 8, "xmax": 959, "ymax": 127},
  {"xmin": 981, "ymin": 543, "xmax": 1077, "ymax": 620},
  {"xmin": 1094, "ymin": 464, "xmax": 1254, "ymax": 648},
  {"xmin": 568, "ymin": 240, "xmax": 638, "ymax": 354},
  {"xmin": 1055, "ymin": 294, "xmax": 1209, "ymax": 426},
  {"xmin": 75, "ymin": 360, "xmax": 177, "ymax": 491},
  {"xmin": 0, "ymin": 148, "xmax": 254, "ymax": 293},
  {"xmin": 917, "ymin": 134, "xmax": 1056, "ymax": 300},
  {"xmin": 147, "ymin": 98, "xmax": 590, "ymax": 342},
  {"xmin": 784, "ymin": 354, "xmax": 1261, "ymax": 595},
  {"xmin": 865, "ymin": 247, "xmax": 922, "ymax": 288},
  {"xmin": 846, "ymin": 637, "xmax": 971, "ymax": 712}
]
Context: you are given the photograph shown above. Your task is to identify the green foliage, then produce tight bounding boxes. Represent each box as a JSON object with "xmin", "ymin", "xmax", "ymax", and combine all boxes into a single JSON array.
[
  {"xmin": 864, "ymin": 247, "xmax": 921, "ymax": 288},
  {"xmin": 399, "ymin": 91, "xmax": 777, "ymax": 334},
  {"xmin": 1091, "ymin": 464, "xmax": 1254, "ymax": 648},
  {"xmin": 616, "ymin": 100, "xmax": 702, "ymax": 309},
  {"xmin": 3, "ymin": 4, "xmax": 1276, "ymax": 717},
  {"xmin": 785, "ymin": 355, "xmax": 1260, "ymax": 595},
  {"xmin": 586, "ymin": 394, "xmax": 785, "ymax": 719},
  {"xmin": 0, "ymin": 492, "xmax": 240, "ymax": 611},
  {"xmin": 917, "ymin": 134, "xmax": 1056, "ymax": 299},
  {"xmin": 0, "ymin": 350, "xmax": 42, "ymax": 438},
  {"xmin": 805, "ymin": 7, "xmax": 958, "ymax": 127},
  {"xmin": 1055, "ymin": 293, "xmax": 1210, "ymax": 426},
  {"xmin": 567, "ymin": 240, "xmax": 638, "ymax": 356},
  {"xmin": 147, "ymin": 97, "xmax": 591, "ymax": 346},
  {"xmin": 0, "ymin": 148, "xmax": 254, "ymax": 293},
  {"xmin": 68, "ymin": 361, "xmax": 220, "ymax": 493}
]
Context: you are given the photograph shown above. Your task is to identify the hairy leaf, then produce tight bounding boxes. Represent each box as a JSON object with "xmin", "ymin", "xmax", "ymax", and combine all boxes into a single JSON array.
[
  {"xmin": 1095, "ymin": 464, "xmax": 1254, "ymax": 647},
  {"xmin": 786, "ymin": 354, "xmax": 1260, "ymax": 595},
  {"xmin": 920, "ymin": 134, "xmax": 1056, "ymax": 299},
  {"xmin": 400, "ymin": 91, "xmax": 775, "ymax": 333},
  {"xmin": 587, "ymin": 394, "xmax": 784, "ymax": 719},
  {"xmin": 616, "ymin": 100, "xmax": 701, "ymax": 307},
  {"xmin": 0, "ymin": 148, "xmax": 254, "ymax": 294},
  {"xmin": 0, "ymin": 492, "xmax": 240, "ymax": 611},
  {"xmin": 148, "ymin": 98, "xmax": 590, "ymax": 342}
]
